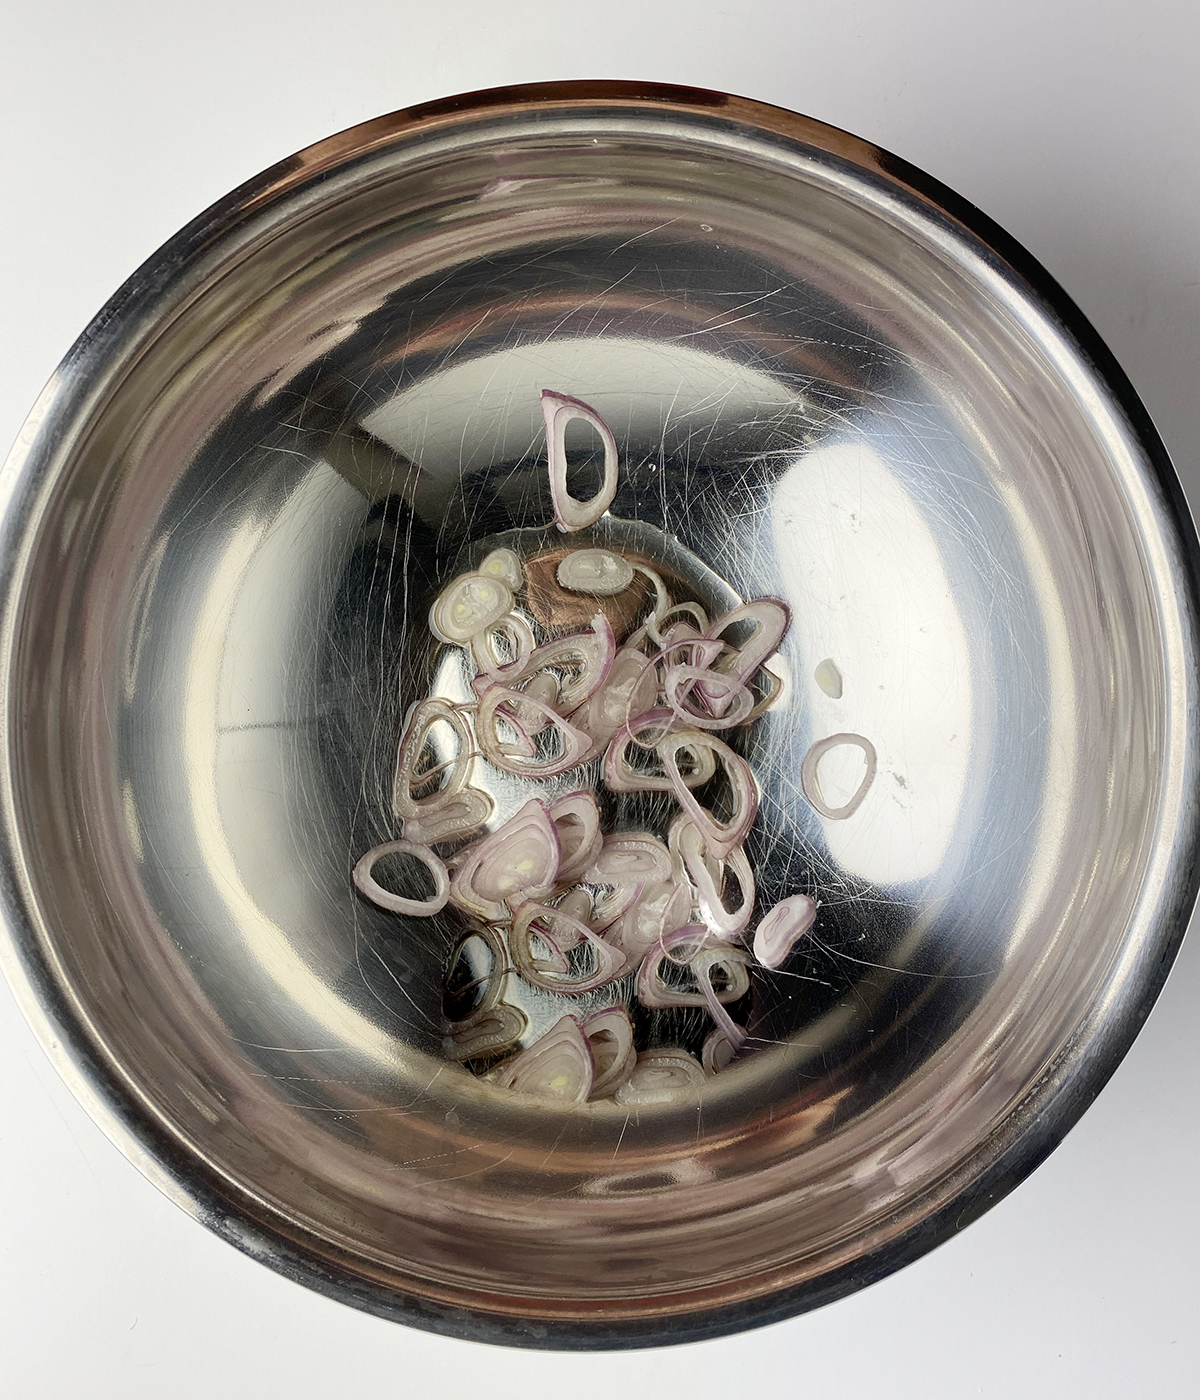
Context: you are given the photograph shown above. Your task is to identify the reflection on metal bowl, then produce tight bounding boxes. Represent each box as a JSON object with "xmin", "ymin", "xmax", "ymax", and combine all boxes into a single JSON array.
[{"xmin": 1, "ymin": 81, "xmax": 1197, "ymax": 1348}]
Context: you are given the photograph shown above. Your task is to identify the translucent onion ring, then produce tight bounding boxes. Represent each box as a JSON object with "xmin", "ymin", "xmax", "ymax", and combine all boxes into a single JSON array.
[
  {"xmin": 581, "ymin": 1005, "xmax": 637, "ymax": 1099},
  {"xmin": 657, "ymin": 729, "xmax": 759, "ymax": 859},
  {"xmin": 671, "ymin": 815, "xmax": 755, "ymax": 938},
  {"xmin": 541, "ymin": 390, "xmax": 619, "ymax": 533},
  {"xmin": 469, "ymin": 611, "xmax": 536, "ymax": 678},
  {"xmin": 391, "ymin": 697, "xmax": 475, "ymax": 819},
  {"xmin": 510, "ymin": 903, "xmax": 628, "ymax": 995},
  {"xmin": 800, "ymin": 732, "xmax": 878, "ymax": 819},
  {"xmin": 476, "ymin": 685, "xmax": 598, "ymax": 778},
  {"xmin": 353, "ymin": 839, "xmax": 450, "ymax": 917},
  {"xmin": 700, "ymin": 598, "xmax": 791, "ymax": 715},
  {"xmin": 604, "ymin": 710, "xmax": 718, "ymax": 792},
  {"xmin": 637, "ymin": 925, "xmax": 751, "ymax": 1012}
]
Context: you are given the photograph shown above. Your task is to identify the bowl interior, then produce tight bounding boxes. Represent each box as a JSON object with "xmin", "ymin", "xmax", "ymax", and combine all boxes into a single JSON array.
[{"xmin": 4, "ymin": 93, "xmax": 1192, "ymax": 1340}]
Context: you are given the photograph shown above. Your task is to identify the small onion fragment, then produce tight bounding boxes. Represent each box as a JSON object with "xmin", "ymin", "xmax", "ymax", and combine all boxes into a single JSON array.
[
  {"xmin": 701, "ymin": 1027, "xmax": 738, "ymax": 1075},
  {"xmin": 671, "ymin": 815, "xmax": 755, "ymax": 938},
  {"xmin": 402, "ymin": 787, "xmax": 493, "ymax": 846},
  {"xmin": 557, "ymin": 548, "xmax": 634, "ymax": 596},
  {"xmin": 801, "ymin": 732, "xmax": 877, "ymax": 819},
  {"xmin": 575, "ymin": 647, "xmax": 657, "ymax": 745},
  {"xmin": 430, "ymin": 572, "xmax": 513, "ymax": 643},
  {"xmin": 353, "ymin": 840, "xmax": 450, "ymax": 917},
  {"xmin": 581, "ymin": 1005, "xmax": 637, "ymax": 1099},
  {"xmin": 549, "ymin": 790, "xmax": 603, "ymax": 883},
  {"xmin": 542, "ymin": 390, "xmax": 619, "ymax": 532},
  {"xmin": 448, "ymin": 799, "xmax": 560, "ymax": 921},
  {"xmin": 612, "ymin": 1048, "xmax": 705, "ymax": 1105},
  {"xmin": 444, "ymin": 1002, "xmax": 528, "ymax": 1061},
  {"xmin": 753, "ymin": 893, "xmax": 818, "ymax": 968},
  {"xmin": 493, "ymin": 1015, "xmax": 594, "ymax": 1102},
  {"xmin": 478, "ymin": 547, "xmax": 523, "ymax": 591},
  {"xmin": 658, "ymin": 730, "xmax": 759, "ymax": 859}
]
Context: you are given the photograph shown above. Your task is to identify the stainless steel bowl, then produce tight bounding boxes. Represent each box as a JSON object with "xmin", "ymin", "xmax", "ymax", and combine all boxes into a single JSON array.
[{"xmin": 2, "ymin": 81, "xmax": 1197, "ymax": 1349}]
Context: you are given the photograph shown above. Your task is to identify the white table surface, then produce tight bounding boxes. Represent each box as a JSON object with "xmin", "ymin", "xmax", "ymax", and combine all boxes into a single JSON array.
[{"xmin": 3, "ymin": 3, "xmax": 1199, "ymax": 1395}]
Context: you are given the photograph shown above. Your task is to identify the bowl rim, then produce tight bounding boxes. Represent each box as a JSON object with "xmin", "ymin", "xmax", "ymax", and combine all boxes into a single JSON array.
[{"xmin": 1, "ymin": 78, "xmax": 1198, "ymax": 1350}]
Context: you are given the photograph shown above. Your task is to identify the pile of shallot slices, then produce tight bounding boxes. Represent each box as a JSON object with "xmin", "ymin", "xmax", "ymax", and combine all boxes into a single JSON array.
[{"xmin": 353, "ymin": 391, "xmax": 823, "ymax": 1105}]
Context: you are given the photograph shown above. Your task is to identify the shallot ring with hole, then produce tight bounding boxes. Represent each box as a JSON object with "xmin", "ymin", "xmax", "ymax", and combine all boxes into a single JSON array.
[
  {"xmin": 476, "ymin": 685, "xmax": 597, "ymax": 777},
  {"xmin": 392, "ymin": 697, "xmax": 475, "ymax": 819},
  {"xmin": 604, "ymin": 711, "xmax": 719, "ymax": 792},
  {"xmin": 800, "ymin": 732, "xmax": 878, "ymax": 819},
  {"xmin": 510, "ymin": 902, "xmax": 628, "ymax": 995},
  {"xmin": 657, "ymin": 729, "xmax": 759, "ymax": 859},
  {"xmin": 469, "ymin": 611, "xmax": 536, "ymax": 677},
  {"xmin": 541, "ymin": 390, "xmax": 620, "ymax": 532},
  {"xmin": 353, "ymin": 839, "xmax": 450, "ymax": 917}
]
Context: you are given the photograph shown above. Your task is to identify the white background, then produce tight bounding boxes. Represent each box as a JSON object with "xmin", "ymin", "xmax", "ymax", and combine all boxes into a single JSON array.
[{"xmin": 3, "ymin": 2, "xmax": 1200, "ymax": 1395}]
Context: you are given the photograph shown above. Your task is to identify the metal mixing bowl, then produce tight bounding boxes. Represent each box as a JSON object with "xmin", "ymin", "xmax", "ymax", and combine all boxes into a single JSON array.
[{"xmin": 2, "ymin": 81, "xmax": 1197, "ymax": 1348}]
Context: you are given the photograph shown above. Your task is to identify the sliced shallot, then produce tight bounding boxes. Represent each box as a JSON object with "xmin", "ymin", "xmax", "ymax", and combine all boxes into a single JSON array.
[
  {"xmin": 430, "ymin": 572, "xmax": 514, "ymax": 644},
  {"xmin": 478, "ymin": 547, "xmax": 523, "ymax": 591},
  {"xmin": 476, "ymin": 685, "xmax": 597, "ymax": 778},
  {"xmin": 493, "ymin": 1015, "xmax": 595, "ymax": 1102},
  {"xmin": 402, "ymin": 787, "xmax": 493, "ymax": 846},
  {"xmin": 670, "ymin": 814, "xmax": 755, "ymax": 939},
  {"xmin": 353, "ymin": 839, "xmax": 450, "ymax": 917},
  {"xmin": 549, "ymin": 790, "xmax": 603, "ymax": 883},
  {"xmin": 638, "ymin": 925, "xmax": 750, "ymax": 1013},
  {"xmin": 580, "ymin": 1005, "xmax": 637, "ymax": 1099},
  {"xmin": 701, "ymin": 1027, "xmax": 738, "ymax": 1075},
  {"xmin": 444, "ymin": 1003, "xmax": 528, "ymax": 1061},
  {"xmin": 701, "ymin": 598, "xmax": 791, "ymax": 714},
  {"xmin": 485, "ymin": 613, "xmax": 616, "ymax": 713},
  {"xmin": 753, "ymin": 893, "xmax": 818, "ymax": 968},
  {"xmin": 575, "ymin": 646, "xmax": 658, "ymax": 745},
  {"xmin": 391, "ymin": 698, "xmax": 474, "ymax": 819},
  {"xmin": 510, "ymin": 902, "xmax": 628, "ymax": 995},
  {"xmin": 448, "ymin": 799, "xmax": 560, "ymax": 921},
  {"xmin": 604, "ymin": 711, "xmax": 718, "ymax": 793},
  {"xmin": 556, "ymin": 548, "xmax": 634, "ymax": 596},
  {"xmin": 612, "ymin": 1048, "xmax": 705, "ymax": 1105},
  {"xmin": 469, "ymin": 611, "xmax": 536, "ymax": 677},
  {"xmin": 800, "ymin": 732, "xmax": 877, "ymax": 819},
  {"xmin": 659, "ymin": 729, "xmax": 758, "ymax": 860},
  {"xmin": 541, "ymin": 390, "xmax": 619, "ymax": 532}
]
